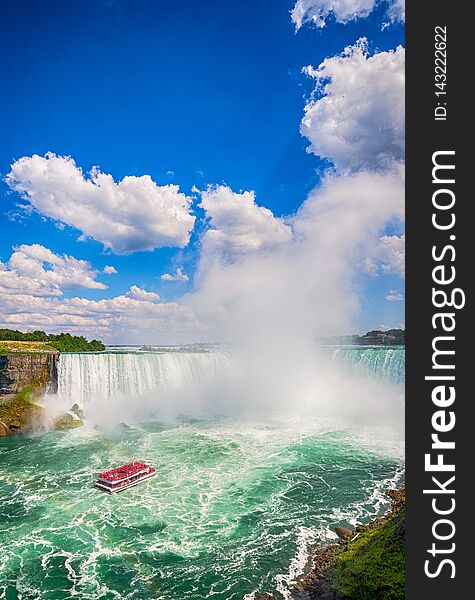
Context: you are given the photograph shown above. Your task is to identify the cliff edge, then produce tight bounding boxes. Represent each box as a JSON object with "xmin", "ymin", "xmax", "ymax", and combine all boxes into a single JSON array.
[{"xmin": 0, "ymin": 351, "xmax": 58, "ymax": 397}]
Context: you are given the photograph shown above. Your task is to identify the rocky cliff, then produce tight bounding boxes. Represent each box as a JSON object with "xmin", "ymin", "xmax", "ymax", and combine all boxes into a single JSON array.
[{"xmin": 0, "ymin": 352, "xmax": 58, "ymax": 397}]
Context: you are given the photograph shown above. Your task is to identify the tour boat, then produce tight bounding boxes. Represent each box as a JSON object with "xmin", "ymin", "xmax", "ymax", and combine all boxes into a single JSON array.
[{"xmin": 95, "ymin": 462, "xmax": 156, "ymax": 493}]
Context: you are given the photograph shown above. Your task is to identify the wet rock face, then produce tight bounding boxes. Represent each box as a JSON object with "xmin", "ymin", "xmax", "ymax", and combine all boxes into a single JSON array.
[{"xmin": 0, "ymin": 353, "xmax": 58, "ymax": 396}]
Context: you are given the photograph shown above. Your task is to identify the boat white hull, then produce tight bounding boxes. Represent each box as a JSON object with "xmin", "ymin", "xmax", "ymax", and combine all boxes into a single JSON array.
[{"xmin": 95, "ymin": 470, "xmax": 157, "ymax": 493}]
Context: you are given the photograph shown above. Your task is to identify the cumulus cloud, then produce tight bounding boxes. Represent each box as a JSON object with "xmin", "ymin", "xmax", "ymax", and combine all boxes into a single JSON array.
[
  {"xmin": 301, "ymin": 39, "xmax": 405, "ymax": 173},
  {"xmin": 385, "ymin": 289, "xmax": 404, "ymax": 301},
  {"xmin": 188, "ymin": 169, "xmax": 404, "ymax": 342},
  {"xmin": 359, "ymin": 233, "xmax": 405, "ymax": 278},
  {"xmin": 161, "ymin": 267, "xmax": 189, "ymax": 282},
  {"xmin": 292, "ymin": 0, "xmax": 375, "ymax": 29},
  {"xmin": 292, "ymin": 168, "xmax": 404, "ymax": 243},
  {"xmin": 377, "ymin": 234, "xmax": 405, "ymax": 277},
  {"xmin": 0, "ymin": 291, "xmax": 202, "ymax": 343},
  {"xmin": 379, "ymin": 322, "xmax": 405, "ymax": 331},
  {"xmin": 0, "ymin": 244, "xmax": 107, "ymax": 297},
  {"xmin": 360, "ymin": 257, "xmax": 379, "ymax": 277},
  {"xmin": 0, "ymin": 244, "xmax": 205, "ymax": 342},
  {"xmin": 103, "ymin": 265, "xmax": 117, "ymax": 275},
  {"xmin": 386, "ymin": 0, "xmax": 404, "ymax": 23},
  {"xmin": 291, "ymin": 0, "xmax": 405, "ymax": 29},
  {"xmin": 5, "ymin": 152, "xmax": 196, "ymax": 254},
  {"xmin": 0, "ymin": 248, "xmax": 204, "ymax": 342},
  {"xmin": 198, "ymin": 185, "xmax": 292, "ymax": 260},
  {"xmin": 125, "ymin": 285, "xmax": 160, "ymax": 302},
  {"xmin": 0, "ymin": 262, "xmax": 60, "ymax": 298}
]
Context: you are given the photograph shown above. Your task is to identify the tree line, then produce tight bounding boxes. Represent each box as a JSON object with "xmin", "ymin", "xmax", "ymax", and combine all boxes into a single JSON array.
[{"xmin": 0, "ymin": 329, "xmax": 105, "ymax": 352}]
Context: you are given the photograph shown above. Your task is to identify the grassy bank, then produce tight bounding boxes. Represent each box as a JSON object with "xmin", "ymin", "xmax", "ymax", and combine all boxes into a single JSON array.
[
  {"xmin": 330, "ymin": 503, "xmax": 404, "ymax": 599},
  {"xmin": 295, "ymin": 487, "xmax": 405, "ymax": 600},
  {"xmin": 0, "ymin": 341, "xmax": 58, "ymax": 355}
]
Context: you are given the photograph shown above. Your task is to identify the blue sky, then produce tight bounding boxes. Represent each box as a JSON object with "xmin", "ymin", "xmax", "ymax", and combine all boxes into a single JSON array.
[{"xmin": 0, "ymin": 0, "xmax": 405, "ymax": 342}]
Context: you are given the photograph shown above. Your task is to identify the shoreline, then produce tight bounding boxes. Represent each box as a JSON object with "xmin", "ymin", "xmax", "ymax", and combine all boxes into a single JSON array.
[{"xmin": 288, "ymin": 485, "xmax": 405, "ymax": 600}]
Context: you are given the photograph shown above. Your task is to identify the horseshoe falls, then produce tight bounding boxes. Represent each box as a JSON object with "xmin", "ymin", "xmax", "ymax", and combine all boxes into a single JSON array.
[
  {"xmin": 55, "ymin": 349, "xmax": 235, "ymax": 410},
  {"xmin": 0, "ymin": 346, "xmax": 404, "ymax": 600}
]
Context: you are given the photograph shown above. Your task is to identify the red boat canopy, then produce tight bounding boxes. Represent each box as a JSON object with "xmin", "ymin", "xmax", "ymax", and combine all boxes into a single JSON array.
[{"xmin": 98, "ymin": 462, "xmax": 149, "ymax": 482}]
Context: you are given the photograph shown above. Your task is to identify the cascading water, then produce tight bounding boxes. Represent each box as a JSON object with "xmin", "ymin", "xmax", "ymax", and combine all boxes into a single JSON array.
[
  {"xmin": 56, "ymin": 349, "xmax": 235, "ymax": 408},
  {"xmin": 55, "ymin": 346, "xmax": 404, "ymax": 410},
  {"xmin": 330, "ymin": 346, "xmax": 405, "ymax": 386}
]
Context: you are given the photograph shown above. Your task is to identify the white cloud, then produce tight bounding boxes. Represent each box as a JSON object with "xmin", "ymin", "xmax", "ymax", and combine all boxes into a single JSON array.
[
  {"xmin": 161, "ymin": 267, "xmax": 189, "ymax": 282},
  {"xmin": 0, "ymin": 291, "xmax": 203, "ymax": 343},
  {"xmin": 0, "ymin": 244, "xmax": 206, "ymax": 343},
  {"xmin": 292, "ymin": 0, "xmax": 375, "ymax": 29},
  {"xmin": 125, "ymin": 285, "xmax": 160, "ymax": 302},
  {"xmin": 198, "ymin": 185, "xmax": 292, "ymax": 260},
  {"xmin": 293, "ymin": 168, "xmax": 404, "ymax": 245},
  {"xmin": 103, "ymin": 265, "xmax": 117, "ymax": 275},
  {"xmin": 360, "ymin": 257, "xmax": 379, "ymax": 276},
  {"xmin": 301, "ymin": 40, "xmax": 405, "ymax": 173},
  {"xmin": 188, "ymin": 169, "xmax": 404, "ymax": 342},
  {"xmin": 377, "ymin": 234, "xmax": 405, "ymax": 277},
  {"xmin": 0, "ymin": 261, "xmax": 61, "ymax": 298},
  {"xmin": 0, "ymin": 244, "xmax": 106, "ymax": 297},
  {"xmin": 5, "ymin": 152, "xmax": 196, "ymax": 254},
  {"xmin": 0, "ymin": 258, "xmax": 204, "ymax": 342},
  {"xmin": 385, "ymin": 289, "xmax": 404, "ymax": 301},
  {"xmin": 359, "ymin": 233, "xmax": 405, "ymax": 278},
  {"xmin": 291, "ymin": 0, "xmax": 405, "ymax": 29},
  {"xmin": 0, "ymin": 170, "xmax": 404, "ymax": 342},
  {"xmin": 386, "ymin": 0, "xmax": 404, "ymax": 23},
  {"xmin": 378, "ymin": 322, "xmax": 405, "ymax": 331},
  {"xmin": 0, "ymin": 246, "xmax": 205, "ymax": 342}
]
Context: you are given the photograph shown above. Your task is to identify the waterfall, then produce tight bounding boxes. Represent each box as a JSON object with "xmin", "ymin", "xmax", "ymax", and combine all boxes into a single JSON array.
[
  {"xmin": 330, "ymin": 346, "xmax": 405, "ymax": 386},
  {"xmin": 53, "ymin": 346, "xmax": 404, "ymax": 415},
  {"xmin": 56, "ymin": 350, "xmax": 234, "ymax": 407}
]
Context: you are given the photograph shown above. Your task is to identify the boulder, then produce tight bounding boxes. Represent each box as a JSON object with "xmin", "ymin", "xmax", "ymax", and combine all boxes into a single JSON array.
[
  {"xmin": 334, "ymin": 526, "xmax": 353, "ymax": 541},
  {"xmin": 53, "ymin": 412, "xmax": 84, "ymax": 430},
  {"xmin": 69, "ymin": 403, "xmax": 85, "ymax": 419}
]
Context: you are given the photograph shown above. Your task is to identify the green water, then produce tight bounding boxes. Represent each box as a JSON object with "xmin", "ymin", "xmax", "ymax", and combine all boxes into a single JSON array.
[
  {"xmin": 331, "ymin": 346, "xmax": 405, "ymax": 386},
  {"xmin": 0, "ymin": 418, "xmax": 403, "ymax": 599}
]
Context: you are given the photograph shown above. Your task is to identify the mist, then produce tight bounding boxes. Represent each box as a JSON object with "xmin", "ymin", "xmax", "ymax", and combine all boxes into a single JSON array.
[
  {"xmin": 46, "ymin": 167, "xmax": 405, "ymax": 437},
  {"xmin": 177, "ymin": 167, "xmax": 404, "ymax": 433}
]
